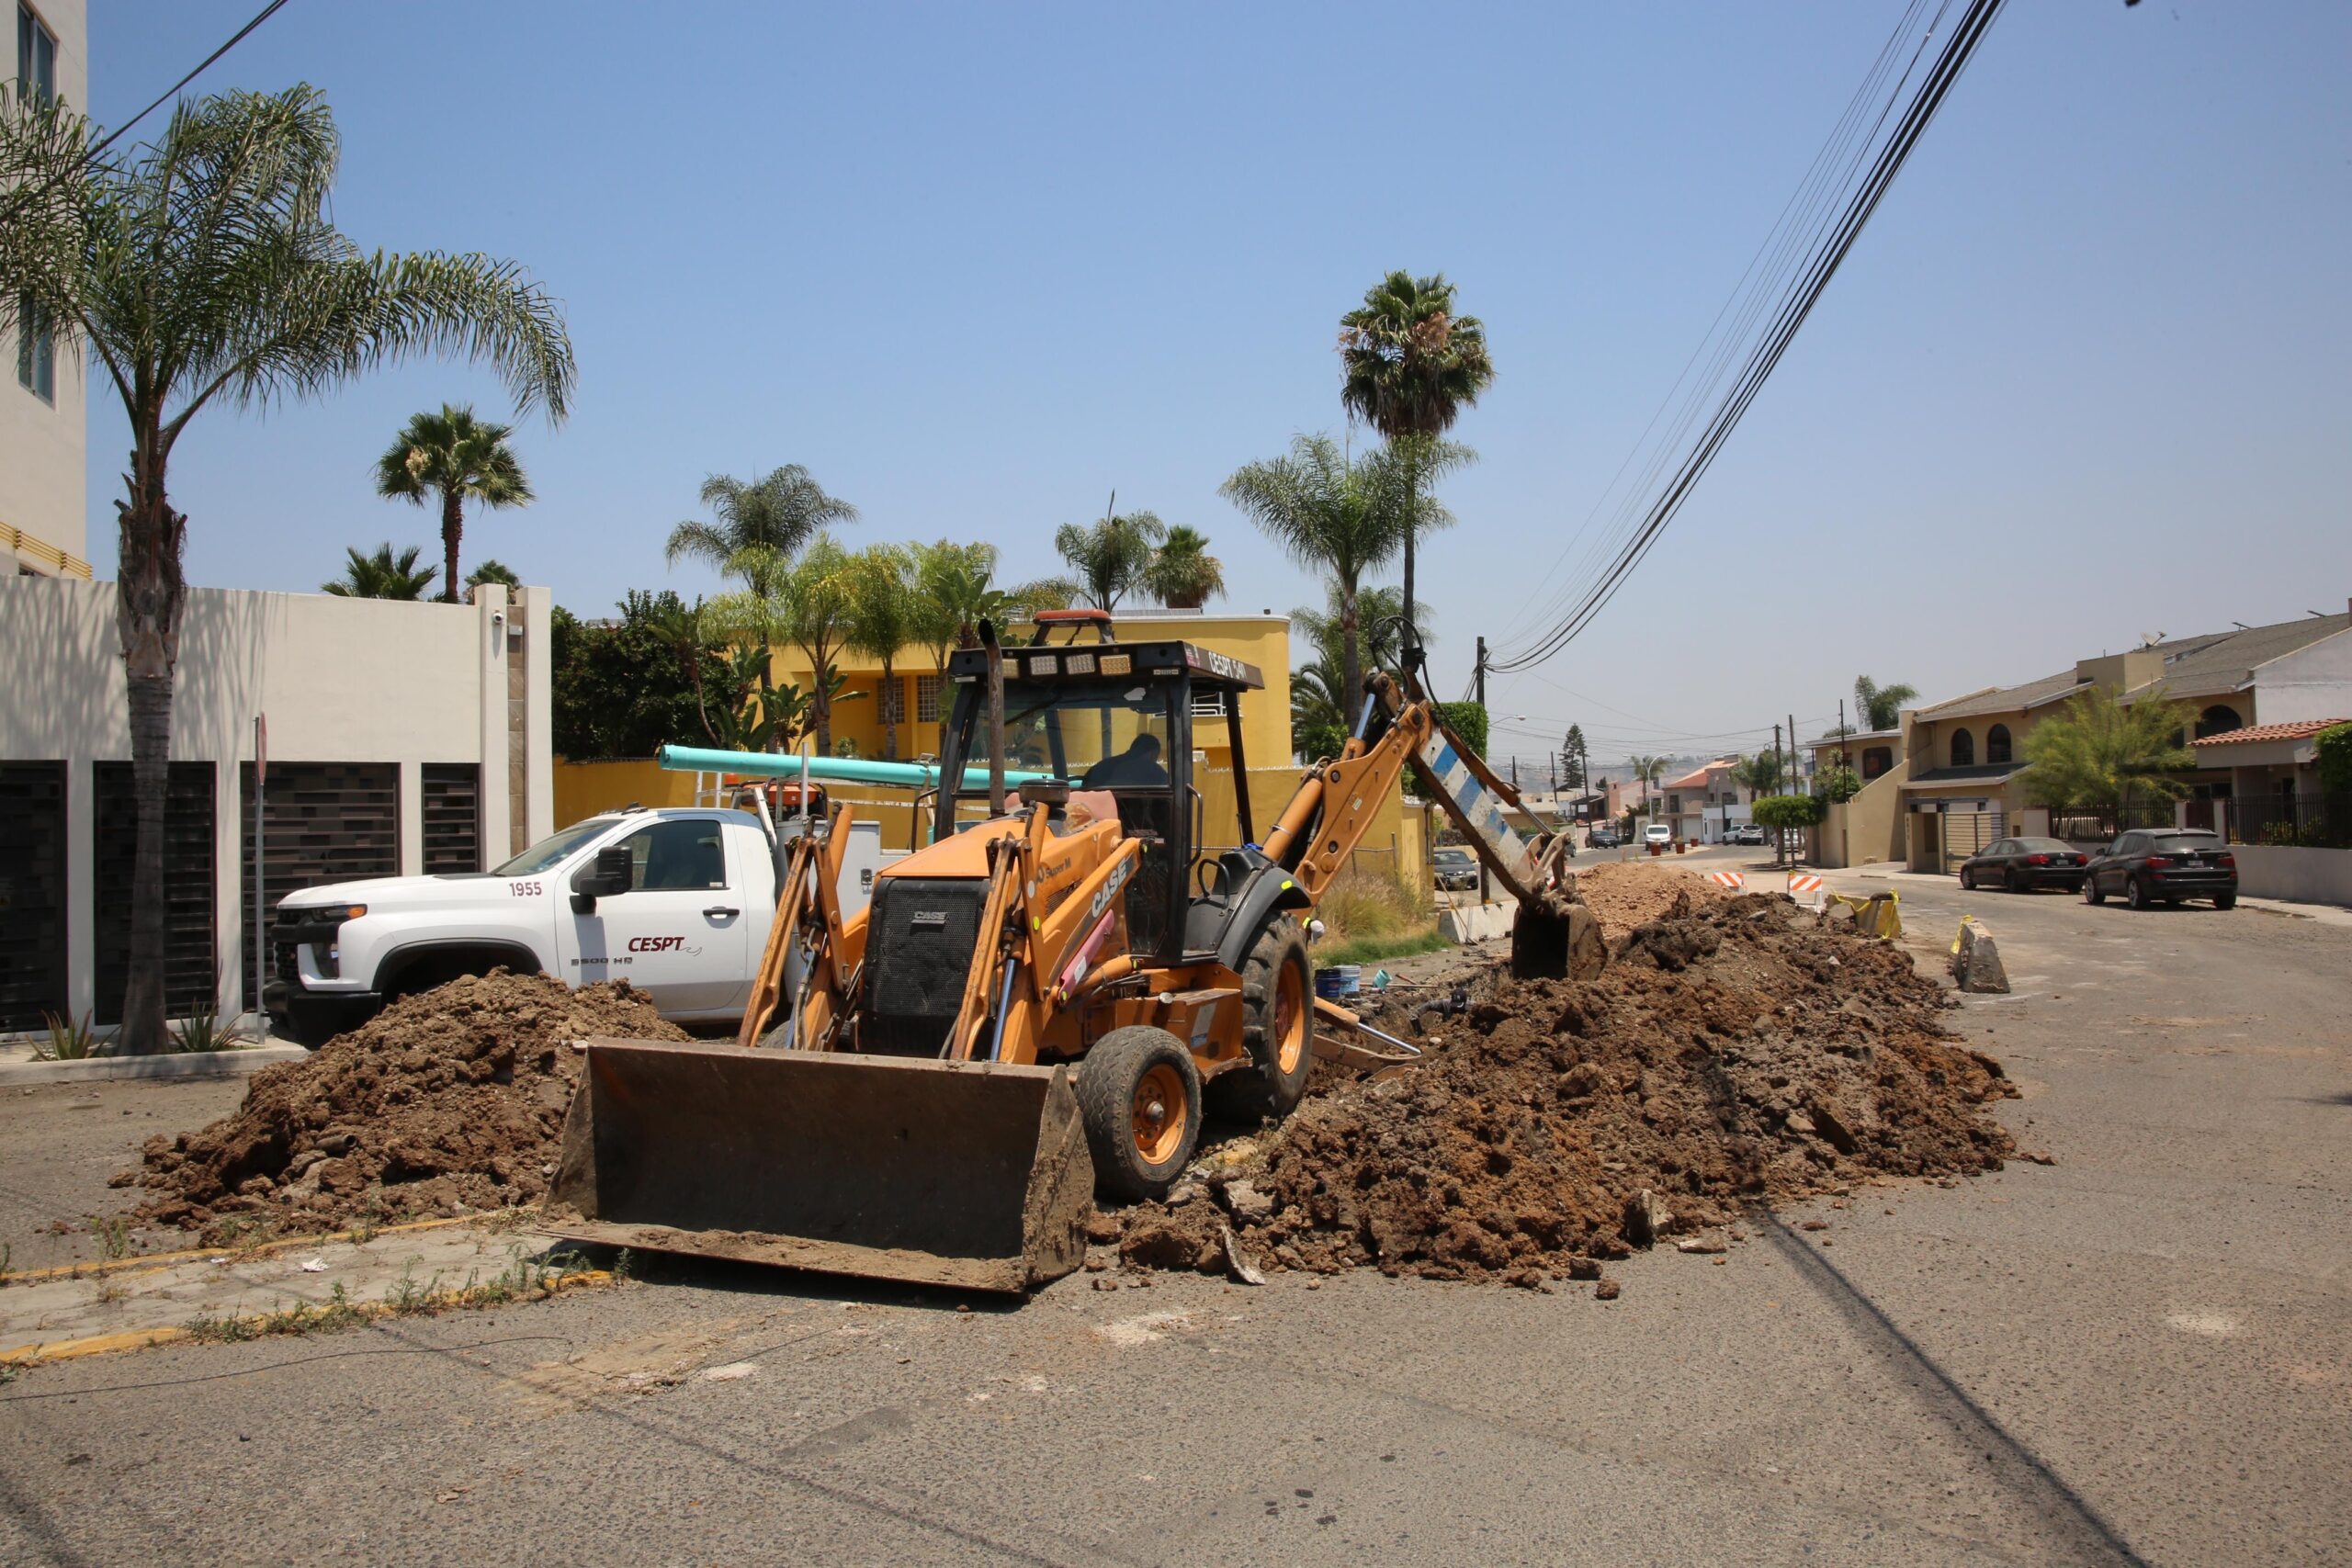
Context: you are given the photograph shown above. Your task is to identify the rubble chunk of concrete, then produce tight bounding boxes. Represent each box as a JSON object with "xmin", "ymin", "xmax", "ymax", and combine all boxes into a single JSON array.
[{"xmin": 1952, "ymin": 921, "xmax": 2011, "ymax": 994}]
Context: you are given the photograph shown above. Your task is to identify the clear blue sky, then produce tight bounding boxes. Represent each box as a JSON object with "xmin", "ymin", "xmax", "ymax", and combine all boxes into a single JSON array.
[{"xmin": 85, "ymin": 2, "xmax": 2352, "ymax": 774}]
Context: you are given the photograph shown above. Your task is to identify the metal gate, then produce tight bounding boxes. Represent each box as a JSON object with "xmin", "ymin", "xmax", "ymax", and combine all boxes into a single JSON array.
[
  {"xmin": 0, "ymin": 762, "xmax": 68, "ymax": 1031},
  {"xmin": 1940, "ymin": 809, "xmax": 2006, "ymax": 871},
  {"xmin": 241, "ymin": 762, "xmax": 400, "ymax": 937},
  {"xmin": 94, "ymin": 761, "xmax": 219, "ymax": 1025},
  {"xmin": 421, "ymin": 763, "xmax": 482, "ymax": 874}
]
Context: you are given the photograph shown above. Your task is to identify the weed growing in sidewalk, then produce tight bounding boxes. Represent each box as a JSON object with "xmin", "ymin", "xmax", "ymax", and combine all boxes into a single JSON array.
[
  {"xmin": 184, "ymin": 1248, "xmax": 603, "ymax": 1346},
  {"xmin": 87, "ymin": 1216, "xmax": 130, "ymax": 1261}
]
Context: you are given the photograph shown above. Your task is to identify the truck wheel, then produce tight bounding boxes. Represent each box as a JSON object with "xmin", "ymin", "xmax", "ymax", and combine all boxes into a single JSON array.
[
  {"xmin": 1209, "ymin": 918, "xmax": 1313, "ymax": 1123},
  {"xmin": 1077, "ymin": 1026, "xmax": 1203, "ymax": 1202}
]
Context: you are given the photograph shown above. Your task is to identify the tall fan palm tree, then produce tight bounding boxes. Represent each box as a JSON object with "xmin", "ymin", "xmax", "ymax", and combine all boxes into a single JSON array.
[
  {"xmin": 1339, "ymin": 271, "xmax": 1495, "ymax": 645},
  {"xmin": 0, "ymin": 85, "xmax": 572, "ymax": 1051},
  {"xmin": 843, "ymin": 543, "xmax": 918, "ymax": 760},
  {"xmin": 665, "ymin": 466, "xmax": 857, "ymax": 687},
  {"xmin": 1052, "ymin": 503, "xmax": 1166, "ymax": 612},
  {"xmin": 1625, "ymin": 754, "xmax": 1669, "ymax": 820},
  {"xmin": 1221, "ymin": 434, "xmax": 1434, "ymax": 731},
  {"xmin": 1142, "ymin": 525, "xmax": 1225, "ymax": 609},
  {"xmin": 322, "ymin": 542, "xmax": 436, "ymax": 599},
  {"xmin": 1853, "ymin": 675, "xmax": 1918, "ymax": 733},
  {"xmin": 372, "ymin": 403, "xmax": 535, "ymax": 603}
]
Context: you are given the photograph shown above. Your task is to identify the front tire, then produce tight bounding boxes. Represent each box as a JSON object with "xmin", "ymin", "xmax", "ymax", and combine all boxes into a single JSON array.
[
  {"xmin": 1077, "ymin": 1026, "xmax": 1203, "ymax": 1202},
  {"xmin": 1209, "ymin": 917, "xmax": 1314, "ymax": 1122},
  {"xmin": 1960, "ymin": 867, "xmax": 1975, "ymax": 890}
]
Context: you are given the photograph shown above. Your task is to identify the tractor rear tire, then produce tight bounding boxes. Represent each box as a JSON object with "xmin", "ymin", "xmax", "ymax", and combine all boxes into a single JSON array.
[
  {"xmin": 1208, "ymin": 918, "xmax": 1315, "ymax": 1124},
  {"xmin": 1077, "ymin": 1026, "xmax": 1203, "ymax": 1202}
]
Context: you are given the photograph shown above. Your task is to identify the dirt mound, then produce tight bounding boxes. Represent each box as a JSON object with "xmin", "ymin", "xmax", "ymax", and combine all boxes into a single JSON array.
[
  {"xmin": 1574, "ymin": 860, "xmax": 1728, "ymax": 942},
  {"xmin": 121, "ymin": 972, "xmax": 685, "ymax": 1242},
  {"xmin": 1122, "ymin": 895, "xmax": 2015, "ymax": 1288}
]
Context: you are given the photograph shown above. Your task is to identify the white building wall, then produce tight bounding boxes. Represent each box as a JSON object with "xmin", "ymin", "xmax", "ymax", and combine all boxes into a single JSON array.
[
  {"xmin": 0, "ymin": 575, "xmax": 548, "ymax": 1022},
  {"xmin": 2252, "ymin": 627, "xmax": 2352, "ymax": 726},
  {"xmin": 0, "ymin": 0, "xmax": 89, "ymax": 574}
]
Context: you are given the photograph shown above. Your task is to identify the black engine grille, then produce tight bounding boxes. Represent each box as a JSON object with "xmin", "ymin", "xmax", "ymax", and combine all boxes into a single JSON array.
[{"xmin": 862, "ymin": 878, "xmax": 987, "ymax": 1055}]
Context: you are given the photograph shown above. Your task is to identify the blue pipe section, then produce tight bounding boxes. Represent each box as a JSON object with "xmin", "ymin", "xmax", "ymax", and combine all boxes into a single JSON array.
[{"xmin": 657, "ymin": 743, "xmax": 1053, "ymax": 792}]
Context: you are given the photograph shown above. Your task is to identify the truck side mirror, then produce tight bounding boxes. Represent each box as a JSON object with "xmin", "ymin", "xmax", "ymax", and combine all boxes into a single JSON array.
[{"xmin": 571, "ymin": 844, "xmax": 634, "ymax": 911}]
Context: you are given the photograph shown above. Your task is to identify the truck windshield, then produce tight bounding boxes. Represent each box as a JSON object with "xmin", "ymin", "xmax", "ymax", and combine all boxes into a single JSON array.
[{"xmin": 493, "ymin": 819, "xmax": 612, "ymax": 876}]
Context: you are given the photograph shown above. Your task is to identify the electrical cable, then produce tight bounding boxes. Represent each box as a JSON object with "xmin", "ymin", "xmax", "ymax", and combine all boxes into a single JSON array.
[
  {"xmin": 0, "ymin": 0, "xmax": 296, "ymax": 230},
  {"xmin": 1487, "ymin": 0, "xmax": 2007, "ymax": 676}
]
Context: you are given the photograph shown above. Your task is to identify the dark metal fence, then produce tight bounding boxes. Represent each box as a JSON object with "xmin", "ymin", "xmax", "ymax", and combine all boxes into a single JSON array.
[
  {"xmin": 2223, "ymin": 793, "xmax": 2352, "ymax": 850},
  {"xmin": 2052, "ymin": 800, "xmax": 2178, "ymax": 843}
]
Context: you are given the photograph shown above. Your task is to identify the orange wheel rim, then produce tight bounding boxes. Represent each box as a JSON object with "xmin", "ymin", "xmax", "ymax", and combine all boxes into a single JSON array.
[
  {"xmin": 1273, "ymin": 963, "xmax": 1306, "ymax": 1076},
  {"xmin": 1132, "ymin": 1063, "xmax": 1188, "ymax": 1166}
]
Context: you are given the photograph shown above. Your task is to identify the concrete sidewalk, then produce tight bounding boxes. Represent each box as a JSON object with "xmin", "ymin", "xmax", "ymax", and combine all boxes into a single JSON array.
[
  {"xmin": 1825, "ymin": 859, "xmax": 2352, "ymax": 929},
  {"xmin": 0, "ymin": 1040, "xmax": 308, "ymax": 1088}
]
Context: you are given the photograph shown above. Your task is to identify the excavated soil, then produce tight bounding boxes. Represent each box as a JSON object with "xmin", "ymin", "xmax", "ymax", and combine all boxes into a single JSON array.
[
  {"xmin": 1572, "ymin": 858, "xmax": 1730, "ymax": 942},
  {"xmin": 119, "ymin": 972, "xmax": 686, "ymax": 1243},
  {"xmin": 1122, "ymin": 888, "xmax": 2016, "ymax": 1288}
]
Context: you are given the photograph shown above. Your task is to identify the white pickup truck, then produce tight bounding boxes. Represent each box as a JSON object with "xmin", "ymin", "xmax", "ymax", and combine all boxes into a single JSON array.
[{"xmin": 263, "ymin": 807, "xmax": 890, "ymax": 1045}]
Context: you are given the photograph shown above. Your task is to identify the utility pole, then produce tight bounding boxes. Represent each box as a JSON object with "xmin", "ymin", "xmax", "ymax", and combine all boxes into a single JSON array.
[
  {"xmin": 1772, "ymin": 722, "xmax": 1784, "ymax": 867},
  {"xmin": 1787, "ymin": 711, "xmax": 1799, "ymax": 865},
  {"xmin": 1510, "ymin": 755, "xmax": 1519, "ymax": 793},
  {"xmin": 1475, "ymin": 636, "xmax": 1490, "ymax": 905}
]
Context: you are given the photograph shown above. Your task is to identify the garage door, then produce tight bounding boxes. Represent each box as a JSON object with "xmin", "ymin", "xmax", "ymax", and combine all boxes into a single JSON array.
[{"xmin": 1940, "ymin": 810, "xmax": 2006, "ymax": 871}]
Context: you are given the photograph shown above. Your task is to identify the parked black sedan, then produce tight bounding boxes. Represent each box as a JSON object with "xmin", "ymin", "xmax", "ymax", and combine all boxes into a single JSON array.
[
  {"xmin": 1957, "ymin": 837, "xmax": 2090, "ymax": 892},
  {"xmin": 2082, "ymin": 828, "xmax": 2237, "ymax": 910}
]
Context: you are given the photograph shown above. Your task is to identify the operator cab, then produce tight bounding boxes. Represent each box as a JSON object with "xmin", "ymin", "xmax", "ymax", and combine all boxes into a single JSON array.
[{"xmin": 934, "ymin": 611, "xmax": 1265, "ymax": 961}]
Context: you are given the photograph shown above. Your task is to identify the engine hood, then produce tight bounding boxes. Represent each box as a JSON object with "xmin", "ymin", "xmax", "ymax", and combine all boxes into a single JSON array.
[{"xmin": 277, "ymin": 872, "xmax": 515, "ymax": 918}]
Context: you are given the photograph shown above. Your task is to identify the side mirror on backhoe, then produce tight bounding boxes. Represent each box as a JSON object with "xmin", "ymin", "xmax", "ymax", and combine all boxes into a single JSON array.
[{"xmin": 571, "ymin": 844, "xmax": 634, "ymax": 912}]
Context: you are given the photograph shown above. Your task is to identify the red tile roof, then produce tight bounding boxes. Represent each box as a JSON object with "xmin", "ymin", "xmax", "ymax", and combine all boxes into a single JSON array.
[{"xmin": 2189, "ymin": 718, "xmax": 2350, "ymax": 747}]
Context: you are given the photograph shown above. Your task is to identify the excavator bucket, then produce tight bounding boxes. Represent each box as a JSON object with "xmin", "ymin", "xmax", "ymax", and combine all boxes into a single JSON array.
[
  {"xmin": 1510, "ymin": 902, "xmax": 1607, "ymax": 981},
  {"xmin": 545, "ymin": 1040, "xmax": 1096, "ymax": 1293}
]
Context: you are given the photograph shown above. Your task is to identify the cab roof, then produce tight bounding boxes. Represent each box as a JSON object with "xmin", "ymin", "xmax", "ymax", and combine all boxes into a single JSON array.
[{"xmin": 946, "ymin": 638, "xmax": 1264, "ymax": 692}]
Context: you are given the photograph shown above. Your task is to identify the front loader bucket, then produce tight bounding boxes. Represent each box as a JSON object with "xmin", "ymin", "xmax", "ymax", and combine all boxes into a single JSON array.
[
  {"xmin": 546, "ymin": 1039, "xmax": 1095, "ymax": 1293},
  {"xmin": 1510, "ymin": 902, "xmax": 1607, "ymax": 981}
]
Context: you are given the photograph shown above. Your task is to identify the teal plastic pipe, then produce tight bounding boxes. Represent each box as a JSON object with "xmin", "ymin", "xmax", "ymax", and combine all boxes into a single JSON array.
[{"xmin": 656, "ymin": 743, "xmax": 1052, "ymax": 793}]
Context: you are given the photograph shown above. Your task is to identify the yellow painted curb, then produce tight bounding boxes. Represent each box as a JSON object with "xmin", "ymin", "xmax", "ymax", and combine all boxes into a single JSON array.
[
  {"xmin": 0, "ymin": 1269, "xmax": 614, "ymax": 1368},
  {"xmin": 6, "ymin": 1213, "xmax": 503, "ymax": 1282}
]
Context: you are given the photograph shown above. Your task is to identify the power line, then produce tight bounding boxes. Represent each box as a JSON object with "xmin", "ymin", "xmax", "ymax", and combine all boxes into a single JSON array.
[
  {"xmin": 0, "ymin": 0, "xmax": 295, "ymax": 230},
  {"xmin": 1488, "ymin": 0, "xmax": 2007, "ymax": 676}
]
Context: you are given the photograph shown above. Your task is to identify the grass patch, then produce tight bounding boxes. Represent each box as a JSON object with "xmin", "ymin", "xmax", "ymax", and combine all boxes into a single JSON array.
[
  {"xmin": 1317, "ymin": 926, "xmax": 1453, "ymax": 969},
  {"xmin": 183, "ymin": 1247, "xmax": 607, "ymax": 1346},
  {"xmin": 1309, "ymin": 868, "xmax": 1453, "ymax": 971}
]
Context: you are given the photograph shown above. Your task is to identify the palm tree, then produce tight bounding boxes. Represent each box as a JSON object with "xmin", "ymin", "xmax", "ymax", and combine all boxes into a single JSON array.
[
  {"xmin": 463, "ymin": 558, "xmax": 520, "ymax": 601},
  {"xmin": 843, "ymin": 543, "xmax": 918, "ymax": 760},
  {"xmin": 1, "ymin": 85, "xmax": 572, "ymax": 1052},
  {"xmin": 1339, "ymin": 271, "xmax": 1495, "ymax": 643},
  {"xmin": 1221, "ymin": 434, "xmax": 1430, "ymax": 731},
  {"xmin": 1052, "ymin": 504, "xmax": 1166, "ymax": 611},
  {"xmin": 372, "ymin": 403, "xmax": 535, "ymax": 602},
  {"xmin": 1731, "ymin": 751, "xmax": 1786, "ymax": 796},
  {"xmin": 1853, "ymin": 675, "xmax": 1919, "ymax": 732},
  {"xmin": 776, "ymin": 535, "xmax": 858, "ymax": 755},
  {"xmin": 322, "ymin": 543, "xmax": 436, "ymax": 599},
  {"xmin": 665, "ymin": 466, "xmax": 857, "ymax": 687},
  {"xmin": 1625, "ymin": 754, "xmax": 1669, "ymax": 821},
  {"xmin": 1142, "ymin": 525, "xmax": 1225, "ymax": 609},
  {"xmin": 909, "ymin": 540, "xmax": 1069, "ymax": 673}
]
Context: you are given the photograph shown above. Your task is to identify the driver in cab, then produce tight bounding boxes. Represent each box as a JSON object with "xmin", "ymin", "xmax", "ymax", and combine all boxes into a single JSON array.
[{"xmin": 1080, "ymin": 733, "xmax": 1169, "ymax": 789}]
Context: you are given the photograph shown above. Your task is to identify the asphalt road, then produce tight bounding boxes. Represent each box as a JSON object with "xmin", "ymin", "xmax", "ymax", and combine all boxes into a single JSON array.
[{"xmin": 2, "ymin": 872, "xmax": 2346, "ymax": 1566}]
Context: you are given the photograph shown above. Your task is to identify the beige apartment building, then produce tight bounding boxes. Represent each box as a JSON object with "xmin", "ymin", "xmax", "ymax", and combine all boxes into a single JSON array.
[{"xmin": 4, "ymin": 0, "xmax": 90, "ymax": 580}]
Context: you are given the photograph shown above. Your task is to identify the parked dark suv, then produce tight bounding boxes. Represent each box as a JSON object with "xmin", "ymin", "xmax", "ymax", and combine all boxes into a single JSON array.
[
  {"xmin": 1958, "ymin": 837, "xmax": 2088, "ymax": 892},
  {"xmin": 2083, "ymin": 829, "xmax": 2237, "ymax": 910}
]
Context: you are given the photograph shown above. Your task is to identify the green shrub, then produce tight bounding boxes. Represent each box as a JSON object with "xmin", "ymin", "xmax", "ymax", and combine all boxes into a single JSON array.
[
  {"xmin": 1751, "ymin": 794, "xmax": 1825, "ymax": 830},
  {"xmin": 2317, "ymin": 723, "xmax": 2352, "ymax": 795},
  {"xmin": 1434, "ymin": 701, "xmax": 1487, "ymax": 759}
]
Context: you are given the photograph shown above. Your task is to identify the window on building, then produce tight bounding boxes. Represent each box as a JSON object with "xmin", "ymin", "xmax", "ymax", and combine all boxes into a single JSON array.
[
  {"xmin": 1985, "ymin": 724, "xmax": 2012, "ymax": 765},
  {"xmin": 18, "ymin": 4, "xmax": 56, "ymax": 101},
  {"xmin": 2196, "ymin": 705, "xmax": 2242, "ymax": 739},
  {"xmin": 16, "ymin": 289, "xmax": 52, "ymax": 402},
  {"xmin": 1950, "ymin": 728, "xmax": 1975, "ymax": 767},
  {"xmin": 876, "ymin": 676, "xmax": 903, "ymax": 726},
  {"xmin": 915, "ymin": 673, "xmax": 943, "ymax": 724},
  {"xmin": 1861, "ymin": 747, "xmax": 1893, "ymax": 779}
]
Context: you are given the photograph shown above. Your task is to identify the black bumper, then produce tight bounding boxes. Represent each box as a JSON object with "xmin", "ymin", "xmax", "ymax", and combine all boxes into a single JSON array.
[{"xmin": 265, "ymin": 980, "xmax": 382, "ymax": 1047}]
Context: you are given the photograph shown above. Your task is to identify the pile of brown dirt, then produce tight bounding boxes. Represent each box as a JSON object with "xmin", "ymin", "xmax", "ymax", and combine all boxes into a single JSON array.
[
  {"xmin": 1573, "ymin": 859, "xmax": 1729, "ymax": 942},
  {"xmin": 119, "ymin": 972, "xmax": 685, "ymax": 1242},
  {"xmin": 1120, "ymin": 893, "xmax": 2015, "ymax": 1287}
]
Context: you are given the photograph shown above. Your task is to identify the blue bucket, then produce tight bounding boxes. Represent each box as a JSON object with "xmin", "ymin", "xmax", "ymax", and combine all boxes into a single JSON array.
[{"xmin": 1314, "ymin": 968, "xmax": 1347, "ymax": 1000}]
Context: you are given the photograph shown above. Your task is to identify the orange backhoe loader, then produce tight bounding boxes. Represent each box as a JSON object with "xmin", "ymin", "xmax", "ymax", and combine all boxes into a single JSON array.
[{"xmin": 548, "ymin": 611, "xmax": 1600, "ymax": 1291}]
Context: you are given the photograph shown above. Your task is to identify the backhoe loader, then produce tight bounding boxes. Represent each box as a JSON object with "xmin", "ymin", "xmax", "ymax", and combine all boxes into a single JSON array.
[{"xmin": 548, "ymin": 611, "xmax": 1600, "ymax": 1291}]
